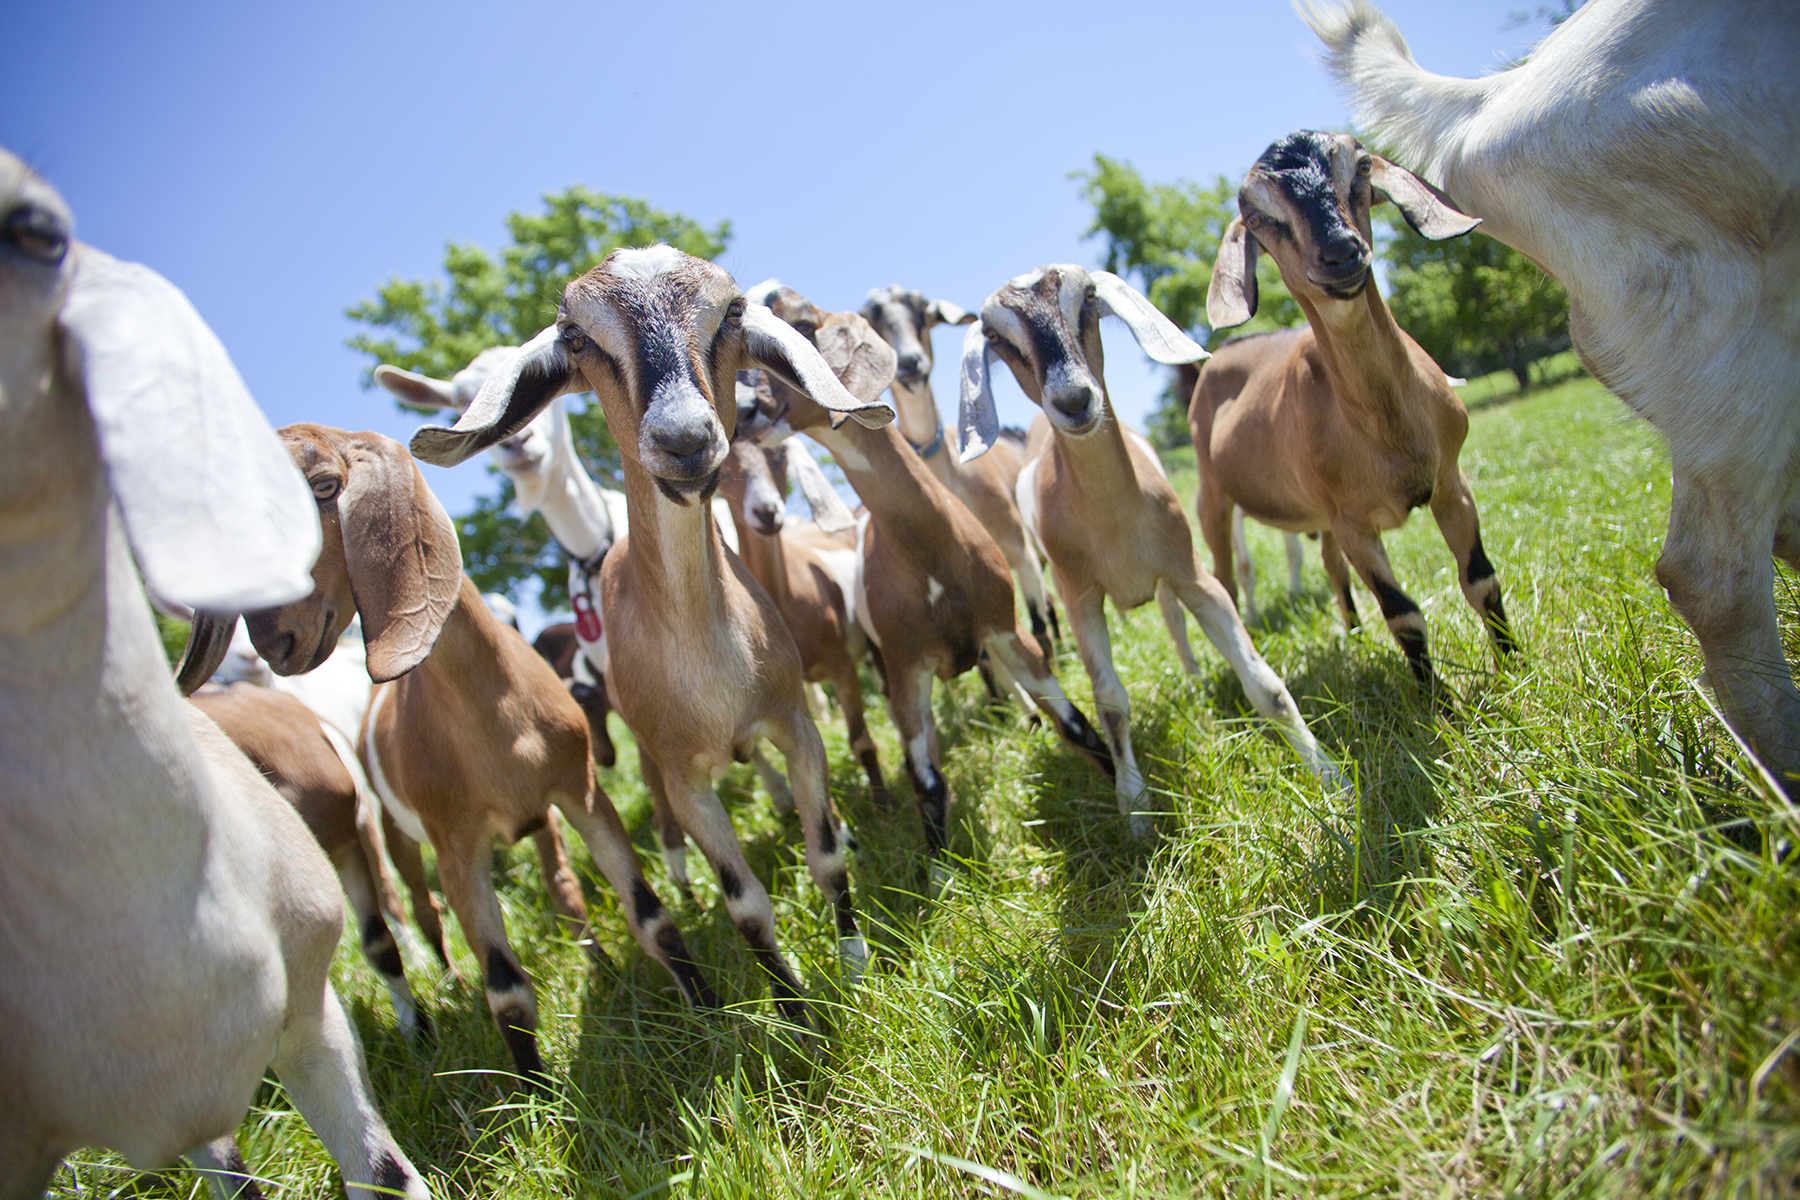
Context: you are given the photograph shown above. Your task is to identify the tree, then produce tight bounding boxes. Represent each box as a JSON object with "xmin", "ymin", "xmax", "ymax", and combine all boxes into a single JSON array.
[
  {"xmin": 1075, "ymin": 154, "xmax": 1305, "ymax": 448},
  {"xmin": 1381, "ymin": 218, "xmax": 1570, "ymax": 391},
  {"xmin": 346, "ymin": 187, "xmax": 729, "ymax": 609}
]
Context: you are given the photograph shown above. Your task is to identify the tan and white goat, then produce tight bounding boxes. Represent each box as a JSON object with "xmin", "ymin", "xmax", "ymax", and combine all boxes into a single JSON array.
[
  {"xmin": 0, "ymin": 148, "xmax": 426, "ymax": 1199},
  {"xmin": 1311, "ymin": 0, "xmax": 1800, "ymax": 791},
  {"xmin": 411, "ymin": 245, "xmax": 889, "ymax": 1028},
  {"xmin": 859, "ymin": 285, "xmax": 1059, "ymax": 651},
  {"xmin": 1196, "ymin": 131, "xmax": 1516, "ymax": 690},
  {"xmin": 962, "ymin": 265, "xmax": 1343, "ymax": 829},
  {"xmin": 192, "ymin": 423, "xmax": 719, "ymax": 1085},
  {"xmin": 717, "ymin": 397, "xmax": 890, "ymax": 803},
  {"xmin": 747, "ymin": 285, "xmax": 1116, "ymax": 860}
]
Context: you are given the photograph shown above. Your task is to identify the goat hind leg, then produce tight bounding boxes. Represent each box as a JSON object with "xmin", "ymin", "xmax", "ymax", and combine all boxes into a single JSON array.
[
  {"xmin": 1231, "ymin": 507, "xmax": 1259, "ymax": 624},
  {"xmin": 1156, "ymin": 579, "xmax": 1200, "ymax": 674},
  {"xmin": 381, "ymin": 812, "xmax": 456, "ymax": 977},
  {"xmin": 532, "ymin": 810, "xmax": 600, "ymax": 964},
  {"xmin": 1062, "ymin": 583, "xmax": 1149, "ymax": 832},
  {"xmin": 640, "ymin": 749, "xmax": 696, "ymax": 902},
  {"xmin": 748, "ymin": 745, "xmax": 796, "ymax": 815},
  {"xmin": 1284, "ymin": 533, "xmax": 1304, "ymax": 599},
  {"xmin": 332, "ymin": 842, "xmax": 429, "ymax": 1042},
  {"xmin": 832, "ymin": 659, "xmax": 891, "ymax": 805},
  {"xmin": 982, "ymin": 630, "xmax": 1113, "ymax": 776},
  {"xmin": 888, "ymin": 664, "xmax": 952, "ymax": 859},
  {"xmin": 1332, "ymin": 522, "xmax": 1434, "ymax": 690},
  {"xmin": 186, "ymin": 1137, "xmax": 264, "ymax": 1200},
  {"xmin": 1320, "ymin": 532, "xmax": 1359, "ymax": 630}
]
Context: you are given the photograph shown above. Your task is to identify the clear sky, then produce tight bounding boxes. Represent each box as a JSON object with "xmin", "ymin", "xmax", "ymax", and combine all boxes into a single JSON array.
[{"xmin": 5, "ymin": 0, "xmax": 1543, "ymax": 598}]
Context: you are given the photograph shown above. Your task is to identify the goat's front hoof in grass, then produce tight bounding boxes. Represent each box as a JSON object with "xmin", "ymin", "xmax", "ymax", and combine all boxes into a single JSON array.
[
  {"xmin": 838, "ymin": 934, "xmax": 870, "ymax": 979},
  {"xmin": 928, "ymin": 856, "xmax": 956, "ymax": 899}
]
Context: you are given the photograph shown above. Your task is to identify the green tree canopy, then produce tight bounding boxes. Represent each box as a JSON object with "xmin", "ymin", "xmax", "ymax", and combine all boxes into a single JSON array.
[
  {"xmin": 1381, "ymin": 219, "xmax": 1569, "ymax": 392},
  {"xmin": 1075, "ymin": 154, "xmax": 1303, "ymax": 447},
  {"xmin": 346, "ymin": 187, "xmax": 730, "ymax": 610}
]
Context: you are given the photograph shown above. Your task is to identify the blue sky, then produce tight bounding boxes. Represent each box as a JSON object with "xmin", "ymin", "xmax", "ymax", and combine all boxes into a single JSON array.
[{"xmin": 5, "ymin": 0, "xmax": 1542, "ymax": 606}]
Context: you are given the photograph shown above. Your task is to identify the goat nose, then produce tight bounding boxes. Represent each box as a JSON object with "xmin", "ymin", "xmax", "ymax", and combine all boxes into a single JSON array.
[
  {"xmin": 1320, "ymin": 233, "xmax": 1363, "ymax": 266},
  {"xmin": 751, "ymin": 501, "xmax": 782, "ymax": 529},
  {"xmin": 897, "ymin": 352, "xmax": 923, "ymax": 377},
  {"xmin": 655, "ymin": 425, "xmax": 712, "ymax": 460},
  {"xmin": 1048, "ymin": 386, "xmax": 1095, "ymax": 421}
]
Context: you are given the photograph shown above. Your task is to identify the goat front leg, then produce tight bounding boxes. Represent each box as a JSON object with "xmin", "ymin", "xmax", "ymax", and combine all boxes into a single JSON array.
[
  {"xmin": 432, "ymin": 831, "xmax": 547, "ymax": 1085},
  {"xmin": 1062, "ymin": 580, "xmax": 1150, "ymax": 833},
  {"xmin": 1430, "ymin": 468, "xmax": 1517, "ymax": 656},
  {"xmin": 1284, "ymin": 533, "xmax": 1305, "ymax": 599},
  {"xmin": 1194, "ymin": 476, "xmax": 1239, "ymax": 609},
  {"xmin": 1320, "ymin": 531, "xmax": 1359, "ymax": 629},
  {"xmin": 1015, "ymin": 541, "xmax": 1059, "ymax": 657},
  {"xmin": 1659, "ymin": 469, "xmax": 1800, "ymax": 793},
  {"xmin": 1332, "ymin": 521, "xmax": 1434, "ymax": 690},
  {"xmin": 380, "ymin": 810, "xmax": 456, "ymax": 977},
  {"xmin": 1173, "ymin": 569, "xmax": 1342, "ymax": 791},
  {"xmin": 830, "ymin": 658, "xmax": 891, "ymax": 805},
  {"xmin": 660, "ymin": 768, "xmax": 813, "ymax": 1030},
  {"xmin": 330, "ymin": 840, "xmax": 428, "ymax": 1042},
  {"xmin": 763, "ymin": 713, "xmax": 867, "ymax": 974},
  {"xmin": 639, "ymin": 748, "xmax": 695, "ymax": 903},
  {"xmin": 982, "ymin": 630, "xmax": 1113, "ymax": 775},
  {"xmin": 1156, "ymin": 579, "xmax": 1201, "ymax": 673},
  {"xmin": 531, "ymin": 809, "xmax": 598, "ymax": 963},
  {"xmin": 551, "ymin": 787, "xmax": 718, "ymax": 1009},
  {"xmin": 267, "ymin": 986, "xmax": 430, "ymax": 1199},
  {"xmin": 888, "ymin": 663, "xmax": 952, "ymax": 861}
]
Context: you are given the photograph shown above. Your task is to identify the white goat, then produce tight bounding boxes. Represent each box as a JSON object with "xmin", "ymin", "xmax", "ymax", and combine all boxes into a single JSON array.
[
  {"xmin": 963, "ymin": 266, "xmax": 1344, "ymax": 828},
  {"xmin": 1309, "ymin": 0, "xmax": 1800, "ymax": 791},
  {"xmin": 0, "ymin": 149, "xmax": 426, "ymax": 1198}
]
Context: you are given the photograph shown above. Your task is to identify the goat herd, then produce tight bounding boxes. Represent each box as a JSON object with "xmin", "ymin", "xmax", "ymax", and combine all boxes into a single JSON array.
[{"xmin": 3, "ymin": 1, "xmax": 1793, "ymax": 1195}]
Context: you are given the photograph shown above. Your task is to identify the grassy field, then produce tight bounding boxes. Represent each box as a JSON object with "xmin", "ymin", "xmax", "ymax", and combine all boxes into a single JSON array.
[{"xmin": 59, "ymin": 368, "xmax": 1800, "ymax": 1198}]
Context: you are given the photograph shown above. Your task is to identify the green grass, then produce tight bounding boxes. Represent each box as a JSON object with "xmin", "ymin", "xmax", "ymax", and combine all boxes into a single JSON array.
[{"xmin": 57, "ymin": 373, "xmax": 1800, "ymax": 1198}]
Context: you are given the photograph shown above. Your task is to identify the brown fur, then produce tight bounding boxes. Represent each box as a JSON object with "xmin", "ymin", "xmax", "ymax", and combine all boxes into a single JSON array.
[
  {"xmin": 1193, "ymin": 131, "xmax": 1515, "ymax": 689},
  {"xmin": 243, "ymin": 424, "xmax": 716, "ymax": 1085}
]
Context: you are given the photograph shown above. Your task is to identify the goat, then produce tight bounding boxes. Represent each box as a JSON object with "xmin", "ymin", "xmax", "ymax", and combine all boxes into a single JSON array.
[
  {"xmin": 187, "ymin": 683, "xmax": 431, "ymax": 1040},
  {"xmin": 189, "ymin": 423, "xmax": 719, "ymax": 1084},
  {"xmin": 745, "ymin": 284, "xmax": 1116, "ymax": 861},
  {"xmin": 409, "ymin": 245, "xmax": 892, "ymax": 1028},
  {"xmin": 860, "ymin": 285, "xmax": 1059, "ymax": 650},
  {"xmin": 718, "ymin": 391, "xmax": 890, "ymax": 803},
  {"xmin": 0, "ymin": 148, "xmax": 426, "ymax": 1198},
  {"xmin": 1308, "ymin": 0, "xmax": 1800, "ymax": 789},
  {"xmin": 1195, "ymin": 131, "xmax": 1516, "ymax": 691},
  {"xmin": 961, "ymin": 265, "xmax": 1343, "ymax": 829}
]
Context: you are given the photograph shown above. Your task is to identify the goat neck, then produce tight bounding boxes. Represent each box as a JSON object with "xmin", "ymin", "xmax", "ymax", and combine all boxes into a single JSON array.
[
  {"xmin": 806, "ymin": 411, "xmax": 963, "ymax": 557},
  {"xmin": 525, "ymin": 428, "xmax": 613, "ymax": 563},
  {"xmin": 1293, "ymin": 282, "xmax": 1421, "ymax": 426},
  {"xmin": 617, "ymin": 453, "xmax": 731, "ymax": 618}
]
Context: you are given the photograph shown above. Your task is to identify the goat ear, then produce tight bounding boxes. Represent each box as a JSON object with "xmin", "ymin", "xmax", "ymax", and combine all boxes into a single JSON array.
[
  {"xmin": 1091, "ymin": 271, "xmax": 1208, "ymax": 365},
  {"xmin": 338, "ymin": 434, "xmax": 463, "ymax": 682},
  {"xmin": 58, "ymin": 247, "xmax": 320, "ymax": 611},
  {"xmin": 925, "ymin": 298, "xmax": 976, "ymax": 328},
  {"xmin": 1207, "ymin": 217, "xmax": 1260, "ymax": 330},
  {"xmin": 410, "ymin": 325, "xmax": 575, "ymax": 467},
  {"xmin": 1370, "ymin": 155, "xmax": 1481, "ymax": 239},
  {"xmin": 783, "ymin": 437, "xmax": 857, "ymax": 533},
  {"xmin": 373, "ymin": 364, "xmax": 460, "ymax": 412},
  {"xmin": 956, "ymin": 319, "xmax": 1002, "ymax": 463},
  {"xmin": 813, "ymin": 312, "xmax": 898, "ymax": 410},
  {"xmin": 742, "ymin": 303, "xmax": 896, "ymax": 430}
]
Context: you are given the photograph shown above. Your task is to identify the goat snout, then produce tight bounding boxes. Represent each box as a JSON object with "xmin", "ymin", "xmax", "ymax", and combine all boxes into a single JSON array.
[
  {"xmin": 1046, "ymin": 384, "xmax": 1101, "ymax": 430},
  {"xmin": 749, "ymin": 499, "xmax": 783, "ymax": 535},
  {"xmin": 894, "ymin": 351, "xmax": 926, "ymax": 381},
  {"xmin": 641, "ymin": 377, "xmax": 727, "ymax": 486}
]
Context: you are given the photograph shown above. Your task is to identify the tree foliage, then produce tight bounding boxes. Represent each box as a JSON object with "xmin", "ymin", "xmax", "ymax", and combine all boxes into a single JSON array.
[
  {"xmin": 1075, "ymin": 154, "xmax": 1304, "ymax": 448},
  {"xmin": 1382, "ymin": 220, "xmax": 1570, "ymax": 391},
  {"xmin": 346, "ymin": 187, "xmax": 730, "ymax": 609}
]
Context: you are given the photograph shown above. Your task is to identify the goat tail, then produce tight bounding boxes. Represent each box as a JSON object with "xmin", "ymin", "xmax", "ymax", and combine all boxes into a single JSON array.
[{"xmin": 1299, "ymin": 0, "xmax": 1495, "ymax": 187}]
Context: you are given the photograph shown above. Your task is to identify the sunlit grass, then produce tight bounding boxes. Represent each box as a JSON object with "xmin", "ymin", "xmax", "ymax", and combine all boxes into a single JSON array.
[{"xmin": 56, "ymin": 370, "xmax": 1799, "ymax": 1197}]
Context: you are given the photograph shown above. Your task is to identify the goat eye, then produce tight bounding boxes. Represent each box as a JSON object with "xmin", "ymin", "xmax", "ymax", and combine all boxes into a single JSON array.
[
  {"xmin": 310, "ymin": 477, "xmax": 341, "ymax": 502},
  {"xmin": 725, "ymin": 300, "xmax": 746, "ymax": 328},
  {"xmin": 983, "ymin": 326, "xmax": 1001, "ymax": 343},
  {"xmin": 3, "ymin": 205, "xmax": 69, "ymax": 265},
  {"xmin": 1243, "ymin": 211, "xmax": 1263, "ymax": 229},
  {"xmin": 1357, "ymin": 158, "xmax": 1372, "ymax": 177},
  {"xmin": 560, "ymin": 325, "xmax": 589, "ymax": 352}
]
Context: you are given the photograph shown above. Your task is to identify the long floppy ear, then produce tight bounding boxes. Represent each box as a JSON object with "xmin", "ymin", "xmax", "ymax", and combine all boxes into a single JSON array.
[
  {"xmin": 812, "ymin": 313, "xmax": 898, "ymax": 406},
  {"xmin": 782, "ymin": 437, "xmax": 857, "ymax": 533},
  {"xmin": 1370, "ymin": 155, "xmax": 1481, "ymax": 239},
  {"xmin": 741, "ymin": 303, "xmax": 895, "ymax": 430},
  {"xmin": 373, "ymin": 364, "xmax": 460, "ymax": 412},
  {"xmin": 925, "ymin": 298, "xmax": 976, "ymax": 327},
  {"xmin": 1092, "ymin": 271, "xmax": 1208, "ymax": 365},
  {"xmin": 410, "ymin": 325, "xmax": 575, "ymax": 467},
  {"xmin": 1206, "ymin": 217, "xmax": 1260, "ymax": 330},
  {"xmin": 956, "ymin": 319, "xmax": 1002, "ymax": 463},
  {"xmin": 338, "ymin": 434, "xmax": 463, "ymax": 681},
  {"xmin": 59, "ymin": 247, "xmax": 320, "ymax": 610}
]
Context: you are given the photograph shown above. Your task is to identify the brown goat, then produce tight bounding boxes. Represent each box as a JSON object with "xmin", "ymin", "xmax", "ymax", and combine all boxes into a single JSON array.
[
  {"xmin": 199, "ymin": 423, "xmax": 718, "ymax": 1085},
  {"xmin": 1197, "ymin": 130, "xmax": 1515, "ymax": 689}
]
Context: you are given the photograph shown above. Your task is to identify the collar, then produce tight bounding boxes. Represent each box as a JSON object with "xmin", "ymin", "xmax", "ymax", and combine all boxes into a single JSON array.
[{"xmin": 907, "ymin": 425, "xmax": 945, "ymax": 461}]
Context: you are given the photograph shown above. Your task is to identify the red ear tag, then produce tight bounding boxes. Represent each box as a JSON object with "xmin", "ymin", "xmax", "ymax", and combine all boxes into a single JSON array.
[{"xmin": 573, "ymin": 592, "xmax": 603, "ymax": 643}]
